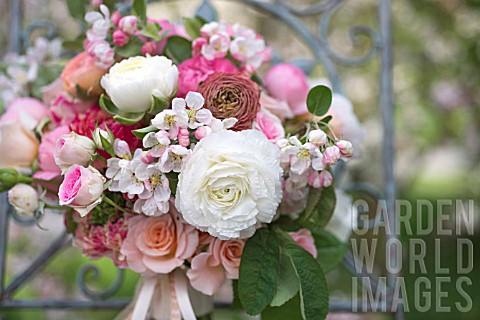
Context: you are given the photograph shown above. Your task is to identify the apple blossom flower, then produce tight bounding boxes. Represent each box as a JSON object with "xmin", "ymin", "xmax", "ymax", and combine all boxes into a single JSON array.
[
  {"xmin": 85, "ymin": 5, "xmax": 110, "ymax": 42},
  {"xmin": 285, "ymin": 136, "xmax": 318, "ymax": 175},
  {"xmin": 8, "ymin": 183, "xmax": 39, "ymax": 216},
  {"xmin": 142, "ymin": 131, "xmax": 171, "ymax": 157},
  {"xmin": 308, "ymin": 170, "xmax": 333, "ymax": 188},
  {"xmin": 323, "ymin": 145, "xmax": 341, "ymax": 166},
  {"xmin": 201, "ymin": 33, "xmax": 231, "ymax": 60},
  {"xmin": 118, "ymin": 16, "xmax": 137, "ymax": 35},
  {"xmin": 308, "ymin": 129, "xmax": 328, "ymax": 147},
  {"xmin": 54, "ymin": 132, "xmax": 96, "ymax": 174},
  {"xmin": 200, "ymin": 21, "xmax": 228, "ymax": 38},
  {"xmin": 133, "ymin": 163, "xmax": 171, "ymax": 216},
  {"xmin": 230, "ymin": 24, "xmax": 266, "ymax": 69},
  {"xmin": 151, "ymin": 99, "xmax": 188, "ymax": 138},
  {"xmin": 336, "ymin": 140, "xmax": 353, "ymax": 160},
  {"xmin": 184, "ymin": 91, "xmax": 213, "ymax": 129},
  {"xmin": 159, "ymin": 145, "xmax": 191, "ymax": 173},
  {"xmin": 59, "ymin": 165, "xmax": 106, "ymax": 217}
]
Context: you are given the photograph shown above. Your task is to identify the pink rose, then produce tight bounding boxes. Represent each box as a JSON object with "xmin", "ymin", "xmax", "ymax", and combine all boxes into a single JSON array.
[
  {"xmin": 54, "ymin": 132, "xmax": 96, "ymax": 173},
  {"xmin": 253, "ymin": 108, "xmax": 285, "ymax": 143},
  {"xmin": 120, "ymin": 206, "xmax": 199, "ymax": 275},
  {"xmin": 187, "ymin": 238, "xmax": 245, "ymax": 295},
  {"xmin": 289, "ymin": 229, "xmax": 317, "ymax": 258},
  {"xmin": 34, "ymin": 125, "xmax": 71, "ymax": 181},
  {"xmin": 58, "ymin": 165, "xmax": 106, "ymax": 217},
  {"xmin": 0, "ymin": 98, "xmax": 49, "ymax": 125},
  {"xmin": 0, "ymin": 120, "xmax": 39, "ymax": 170},
  {"xmin": 263, "ymin": 63, "xmax": 310, "ymax": 116},
  {"xmin": 177, "ymin": 56, "xmax": 238, "ymax": 98},
  {"xmin": 259, "ymin": 92, "xmax": 293, "ymax": 121}
]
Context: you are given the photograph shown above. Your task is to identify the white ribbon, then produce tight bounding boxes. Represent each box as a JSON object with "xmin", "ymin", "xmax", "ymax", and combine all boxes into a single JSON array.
[
  {"xmin": 174, "ymin": 269, "xmax": 197, "ymax": 320},
  {"xmin": 132, "ymin": 277, "xmax": 157, "ymax": 320}
]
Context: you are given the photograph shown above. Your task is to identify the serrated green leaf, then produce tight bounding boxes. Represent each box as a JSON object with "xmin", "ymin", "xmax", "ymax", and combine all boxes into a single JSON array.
[
  {"xmin": 132, "ymin": 125, "xmax": 158, "ymax": 140},
  {"xmin": 115, "ymin": 36, "xmax": 144, "ymax": 57},
  {"xmin": 238, "ymin": 228, "xmax": 280, "ymax": 316},
  {"xmin": 307, "ymin": 85, "xmax": 332, "ymax": 116},
  {"xmin": 314, "ymin": 230, "xmax": 348, "ymax": 273},
  {"xmin": 165, "ymin": 36, "xmax": 192, "ymax": 64},
  {"xmin": 131, "ymin": 0, "xmax": 147, "ymax": 24},
  {"xmin": 276, "ymin": 230, "xmax": 329, "ymax": 320},
  {"xmin": 262, "ymin": 294, "xmax": 303, "ymax": 320},
  {"xmin": 231, "ymin": 280, "xmax": 243, "ymax": 310},
  {"xmin": 99, "ymin": 94, "xmax": 119, "ymax": 116},
  {"xmin": 66, "ymin": 0, "xmax": 87, "ymax": 21},
  {"xmin": 297, "ymin": 184, "xmax": 336, "ymax": 233},
  {"xmin": 113, "ymin": 112, "xmax": 145, "ymax": 125},
  {"xmin": 270, "ymin": 250, "xmax": 299, "ymax": 307}
]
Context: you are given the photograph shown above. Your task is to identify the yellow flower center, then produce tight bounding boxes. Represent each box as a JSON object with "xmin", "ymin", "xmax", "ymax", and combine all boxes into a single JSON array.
[
  {"xmin": 298, "ymin": 148, "xmax": 310, "ymax": 159},
  {"xmin": 116, "ymin": 60, "xmax": 144, "ymax": 73}
]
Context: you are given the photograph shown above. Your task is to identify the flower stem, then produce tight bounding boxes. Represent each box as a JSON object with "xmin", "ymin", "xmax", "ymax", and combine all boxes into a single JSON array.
[
  {"xmin": 103, "ymin": 196, "xmax": 129, "ymax": 214},
  {"xmin": 44, "ymin": 204, "xmax": 66, "ymax": 210}
]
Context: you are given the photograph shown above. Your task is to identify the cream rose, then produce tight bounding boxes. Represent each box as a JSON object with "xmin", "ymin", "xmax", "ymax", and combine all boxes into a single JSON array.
[
  {"xmin": 176, "ymin": 130, "xmax": 283, "ymax": 239},
  {"xmin": 54, "ymin": 132, "xmax": 96, "ymax": 173},
  {"xmin": 100, "ymin": 55, "xmax": 179, "ymax": 113},
  {"xmin": 8, "ymin": 183, "xmax": 39, "ymax": 216}
]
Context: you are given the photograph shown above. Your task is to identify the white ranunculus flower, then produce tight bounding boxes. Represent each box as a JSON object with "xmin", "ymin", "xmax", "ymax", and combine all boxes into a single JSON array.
[
  {"xmin": 176, "ymin": 130, "xmax": 283, "ymax": 239},
  {"xmin": 100, "ymin": 56, "xmax": 179, "ymax": 113},
  {"xmin": 326, "ymin": 189, "xmax": 358, "ymax": 242}
]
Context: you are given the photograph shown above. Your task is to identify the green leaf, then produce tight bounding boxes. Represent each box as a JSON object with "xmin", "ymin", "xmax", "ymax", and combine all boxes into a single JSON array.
[
  {"xmin": 66, "ymin": 0, "xmax": 87, "ymax": 21},
  {"xmin": 238, "ymin": 228, "xmax": 280, "ymax": 315},
  {"xmin": 307, "ymin": 85, "xmax": 332, "ymax": 117},
  {"xmin": 297, "ymin": 184, "xmax": 336, "ymax": 234},
  {"xmin": 231, "ymin": 280, "xmax": 243, "ymax": 310},
  {"xmin": 99, "ymin": 95, "xmax": 119, "ymax": 116},
  {"xmin": 139, "ymin": 22, "xmax": 162, "ymax": 41},
  {"xmin": 149, "ymin": 96, "xmax": 169, "ymax": 115},
  {"xmin": 132, "ymin": 125, "xmax": 158, "ymax": 140},
  {"xmin": 276, "ymin": 230, "xmax": 329, "ymax": 320},
  {"xmin": 184, "ymin": 17, "xmax": 205, "ymax": 39},
  {"xmin": 99, "ymin": 132, "xmax": 115, "ymax": 157},
  {"xmin": 166, "ymin": 172, "xmax": 179, "ymax": 195},
  {"xmin": 165, "ymin": 36, "xmax": 193, "ymax": 64},
  {"xmin": 115, "ymin": 36, "xmax": 144, "ymax": 57},
  {"xmin": 314, "ymin": 230, "xmax": 348, "ymax": 273},
  {"xmin": 131, "ymin": 0, "xmax": 147, "ymax": 24},
  {"xmin": 270, "ymin": 250, "xmax": 300, "ymax": 307},
  {"xmin": 113, "ymin": 112, "xmax": 145, "ymax": 125},
  {"xmin": 262, "ymin": 294, "xmax": 303, "ymax": 320}
]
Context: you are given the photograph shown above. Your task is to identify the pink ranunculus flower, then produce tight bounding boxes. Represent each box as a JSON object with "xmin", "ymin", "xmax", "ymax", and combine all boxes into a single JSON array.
[
  {"xmin": 54, "ymin": 132, "xmax": 96, "ymax": 173},
  {"xmin": 58, "ymin": 165, "xmax": 106, "ymax": 217},
  {"xmin": 177, "ymin": 56, "xmax": 238, "ymax": 98},
  {"xmin": 50, "ymin": 94, "xmax": 95, "ymax": 126},
  {"xmin": 34, "ymin": 125, "xmax": 71, "ymax": 181},
  {"xmin": 0, "ymin": 97, "xmax": 49, "ymax": 124},
  {"xmin": 259, "ymin": 92, "xmax": 293, "ymax": 122},
  {"xmin": 187, "ymin": 237, "xmax": 245, "ymax": 295},
  {"xmin": 253, "ymin": 108, "xmax": 285, "ymax": 143},
  {"xmin": 263, "ymin": 63, "xmax": 310, "ymax": 116},
  {"xmin": 289, "ymin": 228, "xmax": 318, "ymax": 258},
  {"xmin": 120, "ymin": 205, "xmax": 199, "ymax": 275}
]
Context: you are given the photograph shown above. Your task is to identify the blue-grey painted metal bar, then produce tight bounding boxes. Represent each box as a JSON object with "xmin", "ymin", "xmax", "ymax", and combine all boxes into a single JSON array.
[
  {"xmin": 78, "ymin": 265, "xmax": 126, "ymax": 301},
  {"xmin": 2, "ymin": 231, "xmax": 71, "ymax": 299},
  {"xmin": 0, "ymin": 194, "xmax": 9, "ymax": 295},
  {"xmin": 7, "ymin": 0, "xmax": 22, "ymax": 53}
]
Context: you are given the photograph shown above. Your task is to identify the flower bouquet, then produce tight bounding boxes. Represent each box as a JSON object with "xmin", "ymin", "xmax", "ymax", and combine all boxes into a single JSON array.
[{"xmin": 0, "ymin": 1, "xmax": 364, "ymax": 319}]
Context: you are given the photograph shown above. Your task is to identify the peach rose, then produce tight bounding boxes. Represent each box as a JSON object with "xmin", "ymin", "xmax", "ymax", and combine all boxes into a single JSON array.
[
  {"xmin": 288, "ymin": 229, "xmax": 317, "ymax": 258},
  {"xmin": 61, "ymin": 52, "xmax": 108, "ymax": 98},
  {"xmin": 120, "ymin": 205, "xmax": 199, "ymax": 275},
  {"xmin": 187, "ymin": 237, "xmax": 245, "ymax": 295},
  {"xmin": 0, "ymin": 98, "xmax": 49, "ymax": 124}
]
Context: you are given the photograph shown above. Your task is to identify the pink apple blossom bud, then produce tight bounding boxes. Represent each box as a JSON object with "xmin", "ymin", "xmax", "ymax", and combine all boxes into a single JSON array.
[
  {"xmin": 192, "ymin": 38, "xmax": 208, "ymax": 57},
  {"xmin": 119, "ymin": 16, "xmax": 138, "ymax": 35},
  {"xmin": 336, "ymin": 140, "xmax": 353, "ymax": 159},
  {"xmin": 194, "ymin": 126, "xmax": 211, "ymax": 140},
  {"xmin": 178, "ymin": 128, "xmax": 191, "ymax": 147},
  {"xmin": 308, "ymin": 129, "xmax": 327, "ymax": 146},
  {"xmin": 8, "ymin": 184, "xmax": 39, "ymax": 216},
  {"xmin": 323, "ymin": 145, "xmax": 340, "ymax": 166},
  {"xmin": 308, "ymin": 170, "xmax": 333, "ymax": 188},
  {"xmin": 111, "ymin": 12, "xmax": 122, "ymax": 26},
  {"xmin": 113, "ymin": 30, "xmax": 129, "ymax": 47},
  {"xmin": 141, "ymin": 41, "xmax": 156, "ymax": 56}
]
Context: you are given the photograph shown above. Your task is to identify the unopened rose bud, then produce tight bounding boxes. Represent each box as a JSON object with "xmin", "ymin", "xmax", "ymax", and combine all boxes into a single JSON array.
[
  {"xmin": 54, "ymin": 132, "xmax": 96, "ymax": 173},
  {"xmin": 308, "ymin": 129, "xmax": 327, "ymax": 146},
  {"xmin": 8, "ymin": 183, "xmax": 39, "ymax": 215},
  {"xmin": 336, "ymin": 140, "xmax": 353, "ymax": 160},
  {"xmin": 323, "ymin": 145, "xmax": 340, "ymax": 166},
  {"xmin": 92, "ymin": 128, "xmax": 114, "ymax": 150},
  {"xmin": 194, "ymin": 126, "xmax": 211, "ymax": 140},
  {"xmin": 308, "ymin": 170, "xmax": 333, "ymax": 188},
  {"xmin": 113, "ymin": 30, "xmax": 129, "ymax": 47},
  {"xmin": 118, "ymin": 16, "xmax": 138, "ymax": 35}
]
